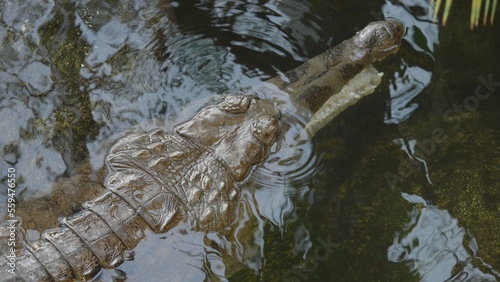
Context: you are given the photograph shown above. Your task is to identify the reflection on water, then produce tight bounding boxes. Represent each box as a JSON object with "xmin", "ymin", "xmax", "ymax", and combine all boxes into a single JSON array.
[
  {"xmin": 0, "ymin": 0, "xmax": 320, "ymax": 197},
  {"xmin": 1, "ymin": 0, "xmax": 499, "ymax": 281},
  {"xmin": 382, "ymin": 0, "xmax": 436, "ymax": 125},
  {"xmin": 382, "ymin": 0, "xmax": 439, "ymax": 57},
  {"xmin": 388, "ymin": 193, "xmax": 498, "ymax": 282},
  {"xmin": 0, "ymin": 0, "xmax": 325, "ymax": 280},
  {"xmin": 251, "ymin": 113, "xmax": 322, "ymax": 229},
  {"xmin": 384, "ymin": 62, "xmax": 432, "ymax": 124}
]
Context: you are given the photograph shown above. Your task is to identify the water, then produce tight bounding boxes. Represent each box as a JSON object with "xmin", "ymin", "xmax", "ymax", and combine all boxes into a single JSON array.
[{"xmin": 1, "ymin": 0, "xmax": 499, "ymax": 281}]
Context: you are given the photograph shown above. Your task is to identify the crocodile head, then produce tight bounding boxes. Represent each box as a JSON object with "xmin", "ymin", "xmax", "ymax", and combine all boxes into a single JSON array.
[
  {"xmin": 175, "ymin": 94, "xmax": 281, "ymax": 181},
  {"xmin": 354, "ymin": 18, "xmax": 405, "ymax": 61}
]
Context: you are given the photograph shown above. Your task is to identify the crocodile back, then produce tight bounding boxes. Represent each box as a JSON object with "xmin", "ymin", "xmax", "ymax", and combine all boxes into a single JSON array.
[
  {"xmin": 0, "ymin": 129, "xmax": 239, "ymax": 281},
  {"xmin": 106, "ymin": 128, "xmax": 239, "ymax": 232}
]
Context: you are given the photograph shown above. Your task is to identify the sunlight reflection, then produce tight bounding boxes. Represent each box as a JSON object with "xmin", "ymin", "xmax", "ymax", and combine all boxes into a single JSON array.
[{"xmin": 388, "ymin": 193, "xmax": 498, "ymax": 281}]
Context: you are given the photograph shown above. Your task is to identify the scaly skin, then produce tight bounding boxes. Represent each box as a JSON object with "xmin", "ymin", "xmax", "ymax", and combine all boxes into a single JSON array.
[
  {"xmin": 0, "ymin": 20, "xmax": 404, "ymax": 281},
  {"xmin": 266, "ymin": 19, "xmax": 404, "ymax": 112}
]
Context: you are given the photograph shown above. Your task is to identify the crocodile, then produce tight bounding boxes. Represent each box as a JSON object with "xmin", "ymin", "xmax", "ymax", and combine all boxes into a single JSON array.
[{"xmin": 0, "ymin": 19, "xmax": 404, "ymax": 281}]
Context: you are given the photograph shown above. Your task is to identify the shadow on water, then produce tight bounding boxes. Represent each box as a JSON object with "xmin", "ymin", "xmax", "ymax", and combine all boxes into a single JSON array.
[{"xmin": 0, "ymin": 0, "xmax": 499, "ymax": 281}]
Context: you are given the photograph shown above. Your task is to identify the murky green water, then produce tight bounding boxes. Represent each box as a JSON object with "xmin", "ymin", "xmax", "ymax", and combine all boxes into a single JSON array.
[{"xmin": 1, "ymin": 0, "xmax": 499, "ymax": 281}]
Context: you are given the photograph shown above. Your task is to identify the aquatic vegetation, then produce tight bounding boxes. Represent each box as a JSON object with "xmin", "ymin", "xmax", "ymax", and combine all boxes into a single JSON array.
[{"xmin": 431, "ymin": 0, "xmax": 498, "ymax": 28}]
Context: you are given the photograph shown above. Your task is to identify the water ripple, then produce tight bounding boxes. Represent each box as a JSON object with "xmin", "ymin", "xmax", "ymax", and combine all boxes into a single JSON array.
[
  {"xmin": 249, "ymin": 114, "xmax": 323, "ymax": 228},
  {"xmin": 388, "ymin": 193, "xmax": 499, "ymax": 281},
  {"xmin": 256, "ymin": 125, "xmax": 321, "ymax": 189}
]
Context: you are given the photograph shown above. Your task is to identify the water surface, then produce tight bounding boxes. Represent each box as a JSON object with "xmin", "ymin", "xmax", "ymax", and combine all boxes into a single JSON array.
[{"xmin": 1, "ymin": 0, "xmax": 499, "ymax": 281}]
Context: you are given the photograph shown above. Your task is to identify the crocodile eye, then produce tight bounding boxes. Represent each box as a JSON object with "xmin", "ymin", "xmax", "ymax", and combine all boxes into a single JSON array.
[
  {"xmin": 219, "ymin": 94, "xmax": 250, "ymax": 114},
  {"xmin": 252, "ymin": 116, "xmax": 279, "ymax": 145}
]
